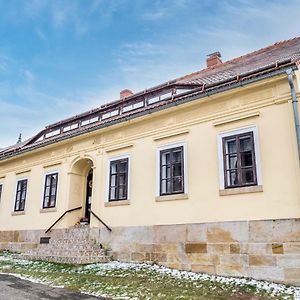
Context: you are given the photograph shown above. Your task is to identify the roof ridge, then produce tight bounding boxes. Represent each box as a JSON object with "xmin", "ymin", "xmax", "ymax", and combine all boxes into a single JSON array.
[{"xmin": 176, "ymin": 36, "xmax": 300, "ymax": 82}]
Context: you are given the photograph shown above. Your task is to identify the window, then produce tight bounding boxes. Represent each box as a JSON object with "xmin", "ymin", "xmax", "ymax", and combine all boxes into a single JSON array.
[
  {"xmin": 222, "ymin": 131, "xmax": 257, "ymax": 188},
  {"xmin": 108, "ymin": 158, "xmax": 128, "ymax": 201},
  {"xmin": 0, "ymin": 184, "xmax": 2, "ymax": 202},
  {"xmin": 43, "ymin": 173, "xmax": 58, "ymax": 208},
  {"xmin": 14, "ymin": 179, "xmax": 28, "ymax": 211},
  {"xmin": 160, "ymin": 146, "xmax": 184, "ymax": 195}
]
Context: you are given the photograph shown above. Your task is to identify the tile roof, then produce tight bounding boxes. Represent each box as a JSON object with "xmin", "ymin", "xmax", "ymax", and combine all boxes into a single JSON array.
[
  {"xmin": 176, "ymin": 36, "xmax": 300, "ymax": 86},
  {"xmin": 1, "ymin": 36, "xmax": 300, "ymax": 160}
]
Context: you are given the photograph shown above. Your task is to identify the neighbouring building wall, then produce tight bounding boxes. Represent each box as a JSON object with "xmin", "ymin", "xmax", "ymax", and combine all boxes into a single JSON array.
[{"xmin": 0, "ymin": 75, "xmax": 300, "ymax": 231}]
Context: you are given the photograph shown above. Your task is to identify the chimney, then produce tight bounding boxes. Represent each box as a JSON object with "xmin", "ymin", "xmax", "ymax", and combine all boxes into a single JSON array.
[
  {"xmin": 206, "ymin": 51, "xmax": 222, "ymax": 68},
  {"xmin": 120, "ymin": 89, "xmax": 134, "ymax": 99}
]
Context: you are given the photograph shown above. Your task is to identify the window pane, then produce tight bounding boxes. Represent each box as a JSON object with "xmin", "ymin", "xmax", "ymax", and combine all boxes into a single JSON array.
[
  {"xmin": 173, "ymin": 177, "xmax": 183, "ymax": 192},
  {"xmin": 110, "ymin": 187, "xmax": 116, "ymax": 200},
  {"xmin": 110, "ymin": 174, "xmax": 117, "ymax": 187},
  {"xmin": 46, "ymin": 175, "xmax": 51, "ymax": 186},
  {"xmin": 227, "ymin": 170, "xmax": 238, "ymax": 186},
  {"xmin": 51, "ymin": 187, "xmax": 56, "ymax": 196},
  {"xmin": 49, "ymin": 195, "xmax": 56, "ymax": 207},
  {"xmin": 161, "ymin": 179, "xmax": 171, "ymax": 194},
  {"xmin": 241, "ymin": 152, "xmax": 253, "ymax": 167},
  {"xmin": 45, "ymin": 187, "xmax": 50, "ymax": 197},
  {"xmin": 110, "ymin": 162, "xmax": 117, "ymax": 174},
  {"xmin": 119, "ymin": 161, "xmax": 127, "ymax": 173},
  {"xmin": 119, "ymin": 186, "xmax": 125, "ymax": 199},
  {"xmin": 173, "ymin": 150, "xmax": 182, "ymax": 163},
  {"xmin": 242, "ymin": 169, "xmax": 254, "ymax": 183},
  {"xmin": 162, "ymin": 166, "xmax": 171, "ymax": 180},
  {"xmin": 173, "ymin": 164, "xmax": 182, "ymax": 177},
  {"xmin": 240, "ymin": 137, "xmax": 252, "ymax": 152},
  {"xmin": 161, "ymin": 152, "xmax": 170, "ymax": 165},
  {"xmin": 227, "ymin": 154, "xmax": 237, "ymax": 169},
  {"xmin": 119, "ymin": 174, "xmax": 126, "ymax": 185},
  {"xmin": 44, "ymin": 196, "xmax": 49, "ymax": 207},
  {"xmin": 226, "ymin": 139, "xmax": 236, "ymax": 154}
]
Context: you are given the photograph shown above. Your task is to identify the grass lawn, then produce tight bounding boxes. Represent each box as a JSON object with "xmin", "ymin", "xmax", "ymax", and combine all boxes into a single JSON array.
[{"xmin": 0, "ymin": 251, "xmax": 299, "ymax": 300}]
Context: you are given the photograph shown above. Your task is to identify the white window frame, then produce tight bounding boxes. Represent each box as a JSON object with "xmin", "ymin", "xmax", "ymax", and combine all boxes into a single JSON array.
[
  {"xmin": 13, "ymin": 177, "xmax": 29, "ymax": 212},
  {"xmin": 41, "ymin": 171, "xmax": 60, "ymax": 209},
  {"xmin": 105, "ymin": 154, "xmax": 131, "ymax": 202},
  {"xmin": 217, "ymin": 125, "xmax": 262, "ymax": 190},
  {"xmin": 156, "ymin": 142, "xmax": 188, "ymax": 197}
]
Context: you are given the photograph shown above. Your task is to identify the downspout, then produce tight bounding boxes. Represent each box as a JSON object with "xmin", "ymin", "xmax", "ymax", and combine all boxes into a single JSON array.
[{"xmin": 286, "ymin": 69, "xmax": 300, "ymax": 160}]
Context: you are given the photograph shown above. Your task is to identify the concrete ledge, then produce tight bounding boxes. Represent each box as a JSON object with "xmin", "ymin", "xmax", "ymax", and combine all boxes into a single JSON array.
[
  {"xmin": 156, "ymin": 193, "xmax": 189, "ymax": 202},
  {"xmin": 219, "ymin": 185, "xmax": 263, "ymax": 196},
  {"xmin": 11, "ymin": 211, "xmax": 25, "ymax": 216},
  {"xmin": 40, "ymin": 207, "xmax": 57, "ymax": 213},
  {"xmin": 105, "ymin": 200, "xmax": 130, "ymax": 207}
]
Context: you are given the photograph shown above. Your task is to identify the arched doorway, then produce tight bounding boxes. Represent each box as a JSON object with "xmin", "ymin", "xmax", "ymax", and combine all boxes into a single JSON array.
[{"xmin": 68, "ymin": 157, "xmax": 94, "ymax": 226}]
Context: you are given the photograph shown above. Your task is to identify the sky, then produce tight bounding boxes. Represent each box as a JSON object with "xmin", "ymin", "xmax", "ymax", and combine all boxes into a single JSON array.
[{"xmin": 0, "ymin": 0, "xmax": 300, "ymax": 148}]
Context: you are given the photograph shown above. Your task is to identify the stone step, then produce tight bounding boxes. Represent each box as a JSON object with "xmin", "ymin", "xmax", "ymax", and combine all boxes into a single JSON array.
[
  {"xmin": 39, "ymin": 241, "xmax": 102, "ymax": 251},
  {"xmin": 18, "ymin": 254, "xmax": 110, "ymax": 264},
  {"xmin": 25, "ymin": 249, "xmax": 106, "ymax": 257},
  {"xmin": 16, "ymin": 226, "xmax": 111, "ymax": 265}
]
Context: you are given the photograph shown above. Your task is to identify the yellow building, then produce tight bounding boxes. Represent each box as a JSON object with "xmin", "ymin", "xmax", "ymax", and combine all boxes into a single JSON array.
[{"xmin": 1, "ymin": 37, "xmax": 300, "ymax": 284}]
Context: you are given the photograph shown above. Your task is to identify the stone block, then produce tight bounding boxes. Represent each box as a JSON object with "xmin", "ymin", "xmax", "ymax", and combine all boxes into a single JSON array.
[
  {"xmin": 117, "ymin": 252, "xmax": 131, "ymax": 261},
  {"xmin": 180, "ymin": 264, "xmax": 191, "ymax": 271},
  {"xmin": 153, "ymin": 243, "xmax": 178, "ymax": 253},
  {"xmin": 191, "ymin": 264, "xmax": 215, "ymax": 274},
  {"xmin": 249, "ymin": 220, "xmax": 273, "ymax": 242},
  {"xmin": 284, "ymin": 242, "xmax": 300, "ymax": 254},
  {"xmin": 230, "ymin": 244, "xmax": 240, "ymax": 254},
  {"xmin": 249, "ymin": 267, "xmax": 284, "ymax": 282},
  {"xmin": 186, "ymin": 223, "xmax": 207, "ymax": 242},
  {"xmin": 220, "ymin": 254, "xmax": 248, "ymax": 266},
  {"xmin": 153, "ymin": 225, "xmax": 187, "ymax": 244},
  {"xmin": 167, "ymin": 253, "xmax": 181, "ymax": 264},
  {"xmin": 216, "ymin": 264, "xmax": 246, "ymax": 277},
  {"xmin": 271, "ymin": 219, "xmax": 300, "ymax": 242},
  {"xmin": 187, "ymin": 253, "xmax": 218, "ymax": 265},
  {"xmin": 207, "ymin": 243, "xmax": 230, "ymax": 254},
  {"xmin": 207, "ymin": 221, "xmax": 248, "ymax": 243},
  {"xmin": 185, "ymin": 243, "xmax": 207, "ymax": 253},
  {"xmin": 150, "ymin": 252, "xmax": 167, "ymax": 263},
  {"xmin": 277, "ymin": 255, "xmax": 300, "ymax": 268},
  {"xmin": 131, "ymin": 252, "xmax": 146, "ymax": 262},
  {"xmin": 167, "ymin": 263, "xmax": 182, "ymax": 270},
  {"xmin": 272, "ymin": 243, "xmax": 284, "ymax": 254},
  {"xmin": 249, "ymin": 255, "xmax": 276, "ymax": 266},
  {"xmin": 284, "ymin": 268, "xmax": 300, "ymax": 280},
  {"xmin": 247, "ymin": 243, "xmax": 272, "ymax": 255},
  {"xmin": 134, "ymin": 244, "xmax": 154, "ymax": 253}
]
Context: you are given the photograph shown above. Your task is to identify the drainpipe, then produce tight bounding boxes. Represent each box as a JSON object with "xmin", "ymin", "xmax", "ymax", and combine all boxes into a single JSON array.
[{"xmin": 287, "ymin": 69, "xmax": 300, "ymax": 160}]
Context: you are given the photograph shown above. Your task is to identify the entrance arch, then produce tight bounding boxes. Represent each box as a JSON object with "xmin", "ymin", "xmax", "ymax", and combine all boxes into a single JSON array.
[{"xmin": 68, "ymin": 157, "xmax": 94, "ymax": 225}]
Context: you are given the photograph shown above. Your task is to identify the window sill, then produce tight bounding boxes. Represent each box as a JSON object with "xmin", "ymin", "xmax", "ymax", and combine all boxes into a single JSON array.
[
  {"xmin": 155, "ymin": 193, "xmax": 189, "ymax": 202},
  {"xmin": 219, "ymin": 185, "xmax": 263, "ymax": 196},
  {"xmin": 11, "ymin": 211, "xmax": 25, "ymax": 216},
  {"xmin": 40, "ymin": 207, "xmax": 57, "ymax": 213},
  {"xmin": 105, "ymin": 199, "xmax": 130, "ymax": 207}
]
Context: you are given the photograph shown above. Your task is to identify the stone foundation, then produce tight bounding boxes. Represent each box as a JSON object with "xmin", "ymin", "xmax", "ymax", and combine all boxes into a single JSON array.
[
  {"xmin": 93, "ymin": 218, "xmax": 300, "ymax": 286},
  {"xmin": 1, "ymin": 218, "xmax": 300, "ymax": 285}
]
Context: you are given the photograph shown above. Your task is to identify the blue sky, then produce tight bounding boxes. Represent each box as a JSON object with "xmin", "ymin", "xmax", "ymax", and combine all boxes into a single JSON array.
[{"xmin": 0, "ymin": 0, "xmax": 300, "ymax": 147}]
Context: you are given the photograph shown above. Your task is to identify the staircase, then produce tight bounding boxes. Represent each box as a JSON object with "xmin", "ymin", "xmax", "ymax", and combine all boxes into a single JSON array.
[{"xmin": 17, "ymin": 225, "xmax": 111, "ymax": 264}]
